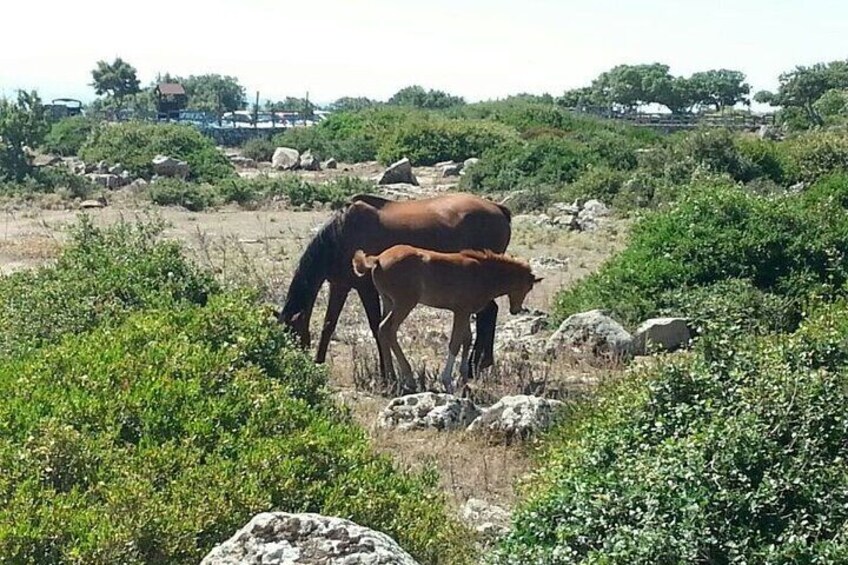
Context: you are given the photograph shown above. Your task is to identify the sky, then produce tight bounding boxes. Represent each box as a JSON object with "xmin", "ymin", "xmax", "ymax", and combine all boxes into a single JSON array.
[{"xmin": 1, "ymin": 0, "xmax": 846, "ymax": 106}]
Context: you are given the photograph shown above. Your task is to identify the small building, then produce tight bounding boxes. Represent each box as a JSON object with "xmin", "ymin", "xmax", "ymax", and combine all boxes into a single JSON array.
[{"xmin": 154, "ymin": 83, "xmax": 188, "ymax": 120}]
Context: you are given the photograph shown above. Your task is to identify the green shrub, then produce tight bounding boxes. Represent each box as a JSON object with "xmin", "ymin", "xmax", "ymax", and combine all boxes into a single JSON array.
[
  {"xmin": 240, "ymin": 137, "xmax": 275, "ymax": 162},
  {"xmin": 497, "ymin": 298, "xmax": 848, "ymax": 563},
  {"xmin": 658, "ymin": 278, "xmax": 798, "ymax": 336},
  {"xmin": 736, "ymin": 136, "xmax": 797, "ymax": 185},
  {"xmin": 788, "ymin": 130, "xmax": 848, "ymax": 183},
  {"xmin": 0, "ymin": 216, "xmax": 217, "ymax": 359},
  {"xmin": 554, "ymin": 176, "xmax": 848, "ymax": 327},
  {"xmin": 147, "ymin": 178, "xmax": 218, "ymax": 211},
  {"xmin": 43, "ymin": 116, "xmax": 96, "ymax": 156},
  {"xmin": 562, "ymin": 166, "xmax": 629, "ymax": 203},
  {"xmin": 80, "ymin": 122, "xmax": 233, "ymax": 182},
  {"xmin": 0, "ymin": 296, "xmax": 472, "ymax": 564},
  {"xmin": 376, "ymin": 118, "xmax": 517, "ymax": 166},
  {"xmin": 0, "ymin": 167, "xmax": 95, "ymax": 200},
  {"xmin": 463, "ymin": 136, "xmax": 592, "ymax": 193}
]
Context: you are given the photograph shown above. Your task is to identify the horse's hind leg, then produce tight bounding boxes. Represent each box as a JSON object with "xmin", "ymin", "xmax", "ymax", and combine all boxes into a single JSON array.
[{"xmin": 472, "ymin": 300, "xmax": 498, "ymax": 374}]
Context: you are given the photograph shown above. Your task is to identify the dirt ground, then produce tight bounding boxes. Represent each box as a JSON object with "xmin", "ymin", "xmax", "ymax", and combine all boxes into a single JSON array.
[{"xmin": 0, "ymin": 164, "xmax": 628, "ymax": 515}]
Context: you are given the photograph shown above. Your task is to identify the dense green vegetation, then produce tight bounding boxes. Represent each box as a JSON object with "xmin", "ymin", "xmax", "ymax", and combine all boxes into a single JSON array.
[
  {"xmin": 44, "ymin": 116, "xmax": 97, "ymax": 156},
  {"xmin": 0, "ymin": 218, "xmax": 472, "ymax": 564},
  {"xmin": 497, "ymin": 297, "xmax": 848, "ymax": 563},
  {"xmin": 553, "ymin": 174, "xmax": 848, "ymax": 329},
  {"xmin": 80, "ymin": 122, "xmax": 233, "ymax": 182}
]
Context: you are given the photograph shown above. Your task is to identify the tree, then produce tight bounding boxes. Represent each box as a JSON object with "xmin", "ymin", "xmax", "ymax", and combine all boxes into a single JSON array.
[
  {"xmin": 387, "ymin": 85, "xmax": 465, "ymax": 109},
  {"xmin": 0, "ymin": 91, "xmax": 48, "ymax": 181},
  {"xmin": 90, "ymin": 58, "xmax": 141, "ymax": 110},
  {"xmin": 591, "ymin": 63, "xmax": 682, "ymax": 112},
  {"xmin": 760, "ymin": 61, "xmax": 848, "ymax": 126},
  {"xmin": 557, "ymin": 87, "xmax": 604, "ymax": 110},
  {"xmin": 179, "ymin": 74, "xmax": 246, "ymax": 115},
  {"xmin": 328, "ymin": 96, "xmax": 377, "ymax": 112},
  {"xmin": 688, "ymin": 69, "xmax": 751, "ymax": 112}
]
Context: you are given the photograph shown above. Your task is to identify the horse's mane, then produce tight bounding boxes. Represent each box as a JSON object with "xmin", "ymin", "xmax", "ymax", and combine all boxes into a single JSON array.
[
  {"xmin": 279, "ymin": 210, "xmax": 347, "ymax": 318},
  {"xmin": 458, "ymin": 249, "xmax": 530, "ymax": 271}
]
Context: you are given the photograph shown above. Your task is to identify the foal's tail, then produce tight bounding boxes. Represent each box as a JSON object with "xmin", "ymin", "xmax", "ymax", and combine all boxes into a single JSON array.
[{"xmin": 352, "ymin": 249, "xmax": 379, "ymax": 277}]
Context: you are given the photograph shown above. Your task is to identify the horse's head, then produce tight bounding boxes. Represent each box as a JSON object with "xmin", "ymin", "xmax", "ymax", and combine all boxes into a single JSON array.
[
  {"xmin": 508, "ymin": 273, "xmax": 543, "ymax": 314},
  {"xmin": 278, "ymin": 308, "xmax": 312, "ymax": 349}
]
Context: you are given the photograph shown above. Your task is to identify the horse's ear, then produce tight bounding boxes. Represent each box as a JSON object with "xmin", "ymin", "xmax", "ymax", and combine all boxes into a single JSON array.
[{"xmin": 534, "ymin": 276, "xmax": 544, "ymax": 284}]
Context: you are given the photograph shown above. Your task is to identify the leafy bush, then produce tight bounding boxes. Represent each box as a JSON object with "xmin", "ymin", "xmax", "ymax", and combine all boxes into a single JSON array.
[
  {"xmin": 376, "ymin": 118, "xmax": 516, "ymax": 165},
  {"xmin": 463, "ymin": 136, "xmax": 592, "ymax": 193},
  {"xmin": 497, "ymin": 299, "xmax": 848, "ymax": 563},
  {"xmin": 80, "ymin": 122, "xmax": 233, "ymax": 182},
  {"xmin": 0, "ymin": 167, "xmax": 95, "ymax": 200},
  {"xmin": 0, "ymin": 217, "xmax": 217, "ymax": 359},
  {"xmin": 147, "ymin": 178, "xmax": 218, "ymax": 211},
  {"xmin": 240, "ymin": 136, "xmax": 275, "ymax": 162},
  {"xmin": 562, "ymin": 166, "xmax": 629, "ymax": 203},
  {"xmin": 554, "ymin": 176, "xmax": 848, "ymax": 327},
  {"xmin": 43, "ymin": 116, "xmax": 96, "ymax": 156},
  {"xmin": 788, "ymin": 130, "xmax": 848, "ymax": 183},
  {"xmin": 0, "ymin": 296, "xmax": 472, "ymax": 564}
]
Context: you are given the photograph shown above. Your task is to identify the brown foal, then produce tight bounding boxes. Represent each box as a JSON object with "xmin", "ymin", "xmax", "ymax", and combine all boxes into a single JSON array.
[{"xmin": 353, "ymin": 245, "xmax": 542, "ymax": 393}]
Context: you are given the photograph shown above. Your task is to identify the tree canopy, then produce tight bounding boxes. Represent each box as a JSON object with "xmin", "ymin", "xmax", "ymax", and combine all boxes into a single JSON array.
[
  {"xmin": 0, "ymin": 91, "xmax": 48, "ymax": 182},
  {"xmin": 755, "ymin": 61, "xmax": 848, "ymax": 126},
  {"xmin": 561, "ymin": 63, "xmax": 752, "ymax": 114},
  {"xmin": 90, "ymin": 58, "xmax": 141, "ymax": 109},
  {"xmin": 387, "ymin": 85, "xmax": 466, "ymax": 109}
]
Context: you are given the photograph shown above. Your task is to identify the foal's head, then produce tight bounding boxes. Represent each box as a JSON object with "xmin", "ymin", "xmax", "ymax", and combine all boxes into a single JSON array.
[{"xmin": 507, "ymin": 270, "xmax": 544, "ymax": 314}]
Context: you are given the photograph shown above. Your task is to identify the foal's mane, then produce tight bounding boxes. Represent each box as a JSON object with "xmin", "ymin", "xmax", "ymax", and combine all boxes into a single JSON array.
[{"xmin": 459, "ymin": 249, "xmax": 531, "ymax": 272}]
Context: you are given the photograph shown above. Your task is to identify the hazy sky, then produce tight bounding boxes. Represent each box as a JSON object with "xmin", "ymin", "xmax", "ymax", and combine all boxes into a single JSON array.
[{"xmin": 1, "ymin": 0, "xmax": 845, "ymax": 105}]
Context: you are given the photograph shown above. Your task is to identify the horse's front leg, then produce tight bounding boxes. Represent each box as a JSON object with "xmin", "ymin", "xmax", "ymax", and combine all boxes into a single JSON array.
[
  {"xmin": 315, "ymin": 283, "xmax": 349, "ymax": 364},
  {"xmin": 356, "ymin": 280, "xmax": 388, "ymax": 386}
]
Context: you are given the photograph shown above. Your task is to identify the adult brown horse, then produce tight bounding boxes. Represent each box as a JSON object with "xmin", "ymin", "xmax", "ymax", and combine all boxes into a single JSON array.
[{"xmin": 277, "ymin": 192, "xmax": 512, "ymax": 391}]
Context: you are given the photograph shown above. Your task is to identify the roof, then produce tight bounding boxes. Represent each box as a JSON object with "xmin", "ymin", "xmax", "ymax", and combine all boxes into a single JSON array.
[{"xmin": 156, "ymin": 83, "xmax": 186, "ymax": 96}]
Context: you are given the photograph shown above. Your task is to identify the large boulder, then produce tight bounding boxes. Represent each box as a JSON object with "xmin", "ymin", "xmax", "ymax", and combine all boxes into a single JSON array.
[
  {"xmin": 201, "ymin": 512, "xmax": 419, "ymax": 565},
  {"xmin": 378, "ymin": 158, "xmax": 418, "ymax": 186},
  {"xmin": 461, "ymin": 498, "xmax": 510, "ymax": 539},
  {"xmin": 546, "ymin": 309, "xmax": 633, "ymax": 359},
  {"xmin": 468, "ymin": 395, "xmax": 564, "ymax": 439},
  {"xmin": 377, "ymin": 392, "xmax": 480, "ymax": 431},
  {"xmin": 272, "ymin": 147, "xmax": 301, "ymax": 170},
  {"xmin": 152, "ymin": 154, "xmax": 190, "ymax": 179},
  {"xmin": 299, "ymin": 151, "xmax": 320, "ymax": 171},
  {"xmin": 632, "ymin": 317, "xmax": 691, "ymax": 355}
]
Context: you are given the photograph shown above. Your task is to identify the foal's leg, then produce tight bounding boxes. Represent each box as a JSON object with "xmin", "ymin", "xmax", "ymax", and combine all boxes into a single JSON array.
[
  {"xmin": 315, "ymin": 283, "xmax": 349, "ymax": 364},
  {"xmin": 380, "ymin": 300, "xmax": 416, "ymax": 395},
  {"xmin": 441, "ymin": 312, "xmax": 470, "ymax": 394},
  {"xmin": 472, "ymin": 300, "xmax": 498, "ymax": 373}
]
